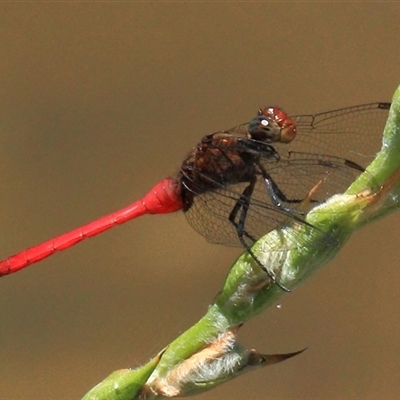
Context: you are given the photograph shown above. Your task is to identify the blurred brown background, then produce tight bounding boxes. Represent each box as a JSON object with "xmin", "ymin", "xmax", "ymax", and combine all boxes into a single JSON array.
[{"xmin": 1, "ymin": 3, "xmax": 399, "ymax": 399}]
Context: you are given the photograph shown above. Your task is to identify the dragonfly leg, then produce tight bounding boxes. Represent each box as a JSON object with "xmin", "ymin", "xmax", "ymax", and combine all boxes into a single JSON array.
[
  {"xmin": 228, "ymin": 182, "xmax": 257, "ymax": 242},
  {"xmin": 258, "ymin": 165, "xmax": 314, "ymax": 215},
  {"xmin": 228, "ymin": 178, "xmax": 290, "ymax": 292}
]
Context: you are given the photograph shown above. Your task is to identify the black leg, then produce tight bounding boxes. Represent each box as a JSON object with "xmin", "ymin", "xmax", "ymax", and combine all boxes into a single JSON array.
[
  {"xmin": 228, "ymin": 177, "xmax": 291, "ymax": 292},
  {"xmin": 257, "ymin": 163, "xmax": 317, "ymax": 214},
  {"xmin": 228, "ymin": 178, "xmax": 258, "ymax": 243}
]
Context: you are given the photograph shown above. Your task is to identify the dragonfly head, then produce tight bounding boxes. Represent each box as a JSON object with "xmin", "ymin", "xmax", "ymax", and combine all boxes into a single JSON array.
[{"xmin": 257, "ymin": 106, "xmax": 297, "ymax": 144}]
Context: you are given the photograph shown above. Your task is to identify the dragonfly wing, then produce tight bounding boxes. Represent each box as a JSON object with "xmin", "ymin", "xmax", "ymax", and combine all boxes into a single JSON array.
[
  {"xmin": 261, "ymin": 150, "xmax": 379, "ymax": 212},
  {"xmin": 286, "ymin": 102, "xmax": 390, "ymax": 168},
  {"xmin": 184, "ymin": 179, "xmax": 319, "ymax": 250},
  {"xmin": 184, "ymin": 182, "xmax": 260, "ymax": 248}
]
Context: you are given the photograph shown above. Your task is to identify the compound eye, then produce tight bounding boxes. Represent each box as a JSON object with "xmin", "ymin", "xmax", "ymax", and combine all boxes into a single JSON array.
[{"xmin": 248, "ymin": 116, "xmax": 281, "ymax": 142}]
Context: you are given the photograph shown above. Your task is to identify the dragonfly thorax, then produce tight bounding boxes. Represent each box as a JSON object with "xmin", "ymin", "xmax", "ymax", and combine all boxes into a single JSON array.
[{"xmin": 179, "ymin": 133, "xmax": 269, "ymax": 211}]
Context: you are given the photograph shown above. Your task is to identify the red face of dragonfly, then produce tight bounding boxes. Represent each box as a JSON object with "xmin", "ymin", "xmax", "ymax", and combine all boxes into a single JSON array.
[{"xmin": 258, "ymin": 106, "xmax": 297, "ymax": 143}]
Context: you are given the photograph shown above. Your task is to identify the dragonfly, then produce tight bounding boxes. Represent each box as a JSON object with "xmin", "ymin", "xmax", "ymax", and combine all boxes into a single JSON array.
[{"xmin": 0, "ymin": 102, "xmax": 390, "ymax": 291}]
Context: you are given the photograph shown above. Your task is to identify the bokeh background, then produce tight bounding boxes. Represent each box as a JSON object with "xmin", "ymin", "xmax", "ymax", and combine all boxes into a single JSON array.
[{"xmin": 1, "ymin": 3, "xmax": 400, "ymax": 399}]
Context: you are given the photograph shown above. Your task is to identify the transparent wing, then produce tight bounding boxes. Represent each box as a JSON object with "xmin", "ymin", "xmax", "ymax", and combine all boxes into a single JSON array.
[
  {"xmin": 263, "ymin": 150, "xmax": 379, "ymax": 205},
  {"xmin": 184, "ymin": 151, "xmax": 362, "ymax": 249},
  {"xmin": 285, "ymin": 102, "xmax": 390, "ymax": 168},
  {"xmin": 184, "ymin": 179, "xmax": 309, "ymax": 249}
]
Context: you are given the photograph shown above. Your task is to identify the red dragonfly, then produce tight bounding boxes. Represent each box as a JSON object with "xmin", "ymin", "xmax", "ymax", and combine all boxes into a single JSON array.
[{"xmin": 0, "ymin": 102, "xmax": 390, "ymax": 290}]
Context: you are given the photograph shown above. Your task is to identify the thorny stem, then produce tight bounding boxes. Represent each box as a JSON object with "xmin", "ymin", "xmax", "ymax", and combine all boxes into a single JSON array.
[{"xmin": 82, "ymin": 84, "xmax": 400, "ymax": 400}]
